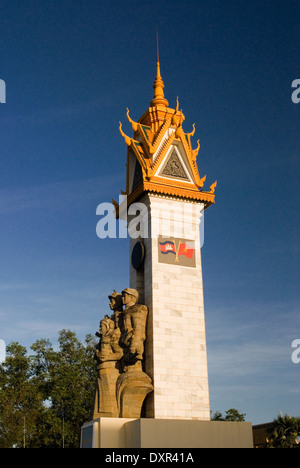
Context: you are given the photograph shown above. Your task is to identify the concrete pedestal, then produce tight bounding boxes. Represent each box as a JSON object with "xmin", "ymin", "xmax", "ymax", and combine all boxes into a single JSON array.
[{"xmin": 81, "ymin": 418, "xmax": 253, "ymax": 448}]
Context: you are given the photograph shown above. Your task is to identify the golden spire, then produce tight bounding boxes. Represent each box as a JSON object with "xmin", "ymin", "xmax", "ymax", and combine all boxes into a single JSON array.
[{"xmin": 150, "ymin": 35, "xmax": 169, "ymax": 108}]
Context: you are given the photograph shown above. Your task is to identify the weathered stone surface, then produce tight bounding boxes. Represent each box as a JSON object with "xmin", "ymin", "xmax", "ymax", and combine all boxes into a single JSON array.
[{"xmin": 91, "ymin": 289, "xmax": 153, "ymax": 420}]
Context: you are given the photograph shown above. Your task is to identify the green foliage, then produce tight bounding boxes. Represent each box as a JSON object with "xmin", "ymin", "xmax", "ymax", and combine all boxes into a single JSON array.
[
  {"xmin": 266, "ymin": 414, "xmax": 300, "ymax": 449},
  {"xmin": 0, "ymin": 330, "xmax": 97, "ymax": 448},
  {"xmin": 211, "ymin": 408, "xmax": 246, "ymax": 422}
]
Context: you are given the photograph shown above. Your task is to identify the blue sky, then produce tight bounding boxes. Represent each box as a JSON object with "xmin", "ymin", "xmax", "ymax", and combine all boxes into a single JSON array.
[{"xmin": 0, "ymin": 0, "xmax": 299, "ymax": 425}]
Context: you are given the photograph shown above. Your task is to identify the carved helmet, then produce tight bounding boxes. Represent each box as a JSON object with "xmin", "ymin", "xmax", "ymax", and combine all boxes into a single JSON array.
[
  {"xmin": 108, "ymin": 290, "xmax": 123, "ymax": 308},
  {"xmin": 121, "ymin": 288, "xmax": 139, "ymax": 301}
]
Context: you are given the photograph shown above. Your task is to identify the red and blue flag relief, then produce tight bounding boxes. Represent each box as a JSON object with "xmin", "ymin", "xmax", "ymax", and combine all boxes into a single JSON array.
[
  {"xmin": 159, "ymin": 240, "xmax": 176, "ymax": 255},
  {"xmin": 178, "ymin": 242, "xmax": 194, "ymax": 259},
  {"xmin": 158, "ymin": 237, "xmax": 196, "ymax": 268}
]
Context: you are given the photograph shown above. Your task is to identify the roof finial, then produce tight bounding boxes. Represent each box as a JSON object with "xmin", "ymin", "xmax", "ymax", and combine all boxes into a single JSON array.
[{"xmin": 150, "ymin": 33, "xmax": 169, "ymax": 108}]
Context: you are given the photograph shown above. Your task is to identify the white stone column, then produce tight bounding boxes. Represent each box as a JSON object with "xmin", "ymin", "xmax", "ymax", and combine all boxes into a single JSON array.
[{"xmin": 129, "ymin": 193, "xmax": 210, "ymax": 420}]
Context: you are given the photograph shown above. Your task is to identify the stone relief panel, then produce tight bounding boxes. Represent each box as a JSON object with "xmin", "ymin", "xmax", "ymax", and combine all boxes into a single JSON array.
[
  {"xmin": 158, "ymin": 236, "xmax": 196, "ymax": 268},
  {"xmin": 160, "ymin": 149, "xmax": 189, "ymax": 180}
]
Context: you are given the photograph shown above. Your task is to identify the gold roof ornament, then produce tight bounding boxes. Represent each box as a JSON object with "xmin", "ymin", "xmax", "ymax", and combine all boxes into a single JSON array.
[
  {"xmin": 117, "ymin": 45, "xmax": 217, "ymax": 212},
  {"xmin": 150, "ymin": 38, "xmax": 169, "ymax": 108},
  {"xmin": 175, "ymin": 110, "xmax": 184, "ymax": 138},
  {"xmin": 187, "ymin": 123, "xmax": 196, "ymax": 138},
  {"xmin": 126, "ymin": 108, "xmax": 138, "ymax": 133},
  {"xmin": 191, "ymin": 139, "xmax": 200, "ymax": 160},
  {"xmin": 209, "ymin": 181, "xmax": 217, "ymax": 194},
  {"xmin": 119, "ymin": 122, "xmax": 132, "ymax": 147}
]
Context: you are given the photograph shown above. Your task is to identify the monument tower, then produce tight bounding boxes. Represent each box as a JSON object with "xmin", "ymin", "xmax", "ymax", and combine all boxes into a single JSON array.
[
  {"xmin": 117, "ymin": 49, "xmax": 216, "ymax": 421},
  {"xmin": 81, "ymin": 48, "xmax": 254, "ymax": 449}
]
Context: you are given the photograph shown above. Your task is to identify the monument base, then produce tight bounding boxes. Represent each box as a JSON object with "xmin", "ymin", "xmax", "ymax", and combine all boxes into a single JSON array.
[{"xmin": 81, "ymin": 418, "xmax": 253, "ymax": 449}]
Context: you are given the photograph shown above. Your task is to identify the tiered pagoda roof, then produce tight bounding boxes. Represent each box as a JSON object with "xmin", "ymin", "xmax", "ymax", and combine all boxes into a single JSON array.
[{"xmin": 117, "ymin": 52, "xmax": 216, "ymax": 212}]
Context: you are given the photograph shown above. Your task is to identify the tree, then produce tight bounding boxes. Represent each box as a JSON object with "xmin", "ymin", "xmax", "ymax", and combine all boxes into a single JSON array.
[
  {"xmin": 30, "ymin": 330, "xmax": 97, "ymax": 448},
  {"xmin": 0, "ymin": 342, "xmax": 45, "ymax": 448},
  {"xmin": 267, "ymin": 414, "xmax": 300, "ymax": 449},
  {"xmin": 0, "ymin": 330, "xmax": 97, "ymax": 448},
  {"xmin": 211, "ymin": 408, "xmax": 246, "ymax": 422}
]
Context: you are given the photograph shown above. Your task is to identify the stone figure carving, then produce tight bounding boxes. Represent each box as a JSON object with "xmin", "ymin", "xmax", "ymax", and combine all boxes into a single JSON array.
[
  {"xmin": 92, "ymin": 291, "xmax": 123, "ymax": 419},
  {"xmin": 92, "ymin": 289, "xmax": 153, "ymax": 420}
]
